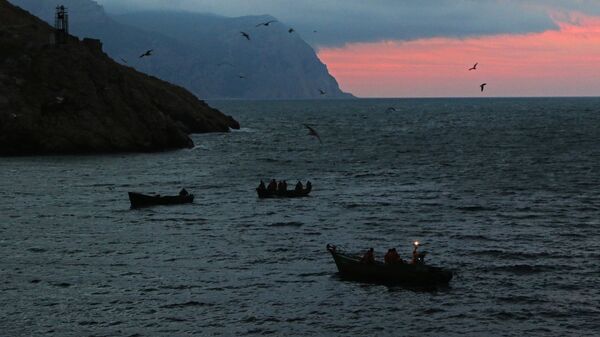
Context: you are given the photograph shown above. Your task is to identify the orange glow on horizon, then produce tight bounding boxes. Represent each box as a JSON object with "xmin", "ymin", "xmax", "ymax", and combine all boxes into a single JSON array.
[{"xmin": 318, "ymin": 13, "xmax": 600, "ymax": 97}]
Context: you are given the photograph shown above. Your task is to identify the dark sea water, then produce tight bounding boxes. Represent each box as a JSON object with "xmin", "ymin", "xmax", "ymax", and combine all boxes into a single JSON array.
[{"xmin": 1, "ymin": 98, "xmax": 600, "ymax": 336}]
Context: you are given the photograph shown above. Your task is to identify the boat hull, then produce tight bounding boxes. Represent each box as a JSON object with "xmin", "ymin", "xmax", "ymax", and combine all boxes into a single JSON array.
[
  {"xmin": 128, "ymin": 192, "xmax": 194, "ymax": 209},
  {"xmin": 327, "ymin": 245, "xmax": 453, "ymax": 285},
  {"xmin": 256, "ymin": 187, "xmax": 311, "ymax": 198}
]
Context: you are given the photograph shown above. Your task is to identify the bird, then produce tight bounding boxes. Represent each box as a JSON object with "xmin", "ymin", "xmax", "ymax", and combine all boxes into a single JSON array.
[
  {"xmin": 386, "ymin": 107, "xmax": 397, "ymax": 112},
  {"xmin": 480, "ymin": 83, "xmax": 487, "ymax": 92},
  {"xmin": 288, "ymin": 28, "xmax": 295, "ymax": 33},
  {"xmin": 120, "ymin": 58, "xmax": 128, "ymax": 64},
  {"xmin": 304, "ymin": 124, "xmax": 322, "ymax": 143},
  {"xmin": 469, "ymin": 62, "xmax": 478, "ymax": 71},
  {"xmin": 240, "ymin": 31, "xmax": 250, "ymax": 40},
  {"xmin": 318, "ymin": 89, "xmax": 326, "ymax": 95},
  {"xmin": 238, "ymin": 74, "xmax": 247, "ymax": 79},
  {"xmin": 313, "ymin": 30, "xmax": 318, "ymax": 33},
  {"xmin": 256, "ymin": 20, "xmax": 277, "ymax": 27},
  {"xmin": 139, "ymin": 49, "xmax": 153, "ymax": 58}
]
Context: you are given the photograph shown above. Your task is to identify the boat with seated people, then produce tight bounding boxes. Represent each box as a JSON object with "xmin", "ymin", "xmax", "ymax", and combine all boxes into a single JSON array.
[
  {"xmin": 128, "ymin": 190, "xmax": 194, "ymax": 208},
  {"xmin": 326, "ymin": 244, "xmax": 453, "ymax": 285},
  {"xmin": 256, "ymin": 180, "xmax": 312, "ymax": 198}
]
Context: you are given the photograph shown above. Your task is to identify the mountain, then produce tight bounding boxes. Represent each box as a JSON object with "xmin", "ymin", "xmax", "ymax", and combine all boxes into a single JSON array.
[
  {"xmin": 8, "ymin": 0, "xmax": 353, "ymax": 99},
  {"xmin": 0, "ymin": 0, "xmax": 239, "ymax": 155}
]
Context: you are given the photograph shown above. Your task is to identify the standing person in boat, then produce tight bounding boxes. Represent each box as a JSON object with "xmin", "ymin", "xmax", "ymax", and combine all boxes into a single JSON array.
[
  {"xmin": 412, "ymin": 241, "xmax": 424, "ymax": 264},
  {"xmin": 306, "ymin": 180, "xmax": 312, "ymax": 191},
  {"xmin": 361, "ymin": 248, "xmax": 375, "ymax": 264},
  {"xmin": 179, "ymin": 188, "xmax": 189, "ymax": 196},
  {"xmin": 257, "ymin": 180, "xmax": 266, "ymax": 191},
  {"xmin": 283, "ymin": 180, "xmax": 288, "ymax": 192},
  {"xmin": 295, "ymin": 181, "xmax": 303, "ymax": 192}
]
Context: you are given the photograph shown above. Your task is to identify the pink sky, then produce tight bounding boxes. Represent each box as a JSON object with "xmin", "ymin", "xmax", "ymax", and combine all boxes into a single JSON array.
[{"xmin": 318, "ymin": 13, "xmax": 600, "ymax": 97}]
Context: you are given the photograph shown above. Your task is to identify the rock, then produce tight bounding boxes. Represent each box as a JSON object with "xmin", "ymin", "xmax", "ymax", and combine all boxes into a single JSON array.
[{"xmin": 0, "ymin": 0, "xmax": 239, "ymax": 155}]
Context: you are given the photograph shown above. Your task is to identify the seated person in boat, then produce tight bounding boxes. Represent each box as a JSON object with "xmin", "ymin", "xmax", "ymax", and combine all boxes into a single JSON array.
[
  {"xmin": 384, "ymin": 248, "xmax": 402, "ymax": 264},
  {"xmin": 306, "ymin": 180, "xmax": 312, "ymax": 190},
  {"xmin": 257, "ymin": 180, "xmax": 266, "ymax": 191},
  {"xmin": 278, "ymin": 180, "xmax": 288, "ymax": 193},
  {"xmin": 361, "ymin": 248, "xmax": 375, "ymax": 264},
  {"xmin": 179, "ymin": 188, "xmax": 189, "ymax": 196},
  {"xmin": 295, "ymin": 181, "xmax": 303, "ymax": 192},
  {"xmin": 267, "ymin": 179, "xmax": 277, "ymax": 193}
]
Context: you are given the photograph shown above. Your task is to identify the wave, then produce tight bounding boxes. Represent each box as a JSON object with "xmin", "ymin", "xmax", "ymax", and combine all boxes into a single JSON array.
[
  {"xmin": 231, "ymin": 127, "xmax": 255, "ymax": 133},
  {"xmin": 455, "ymin": 205, "xmax": 498, "ymax": 212},
  {"xmin": 160, "ymin": 301, "xmax": 213, "ymax": 309},
  {"xmin": 267, "ymin": 221, "xmax": 303, "ymax": 227}
]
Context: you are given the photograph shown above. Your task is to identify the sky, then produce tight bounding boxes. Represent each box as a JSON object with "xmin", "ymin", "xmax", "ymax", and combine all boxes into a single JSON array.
[{"xmin": 96, "ymin": 0, "xmax": 600, "ymax": 97}]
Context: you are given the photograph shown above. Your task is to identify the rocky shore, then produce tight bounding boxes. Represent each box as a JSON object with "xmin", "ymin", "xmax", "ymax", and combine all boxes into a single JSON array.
[{"xmin": 0, "ymin": 0, "xmax": 239, "ymax": 155}]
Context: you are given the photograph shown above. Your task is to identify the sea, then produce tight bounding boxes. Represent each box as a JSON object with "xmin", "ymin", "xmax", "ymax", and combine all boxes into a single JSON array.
[{"xmin": 1, "ymin": 97, "xmax": 599, "ymax": 336}]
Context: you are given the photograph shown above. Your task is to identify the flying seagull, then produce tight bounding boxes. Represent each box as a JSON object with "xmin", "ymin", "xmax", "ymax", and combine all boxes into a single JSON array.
[
  {"xmin": 480, "ymin": 83, "xmax": 487, "ymax": 92},
  {"xmin": 318, "ymin": 89, "xmax": 326, "ymax": 95},
  {"xmin": 304, "ymin": 124, "xmax": 322, "ymax": 144},
  {"xmin": 288, "ymin": 28, "xmax": 295, "ymax": 33},
  {"xmin": 120, "ymin": 58, "xmax": 128, "ymax": 64},
  {"xmin": 139, "ymin": 49, "xmax": 153, "ymax": 58},
  {"xmin": 469, "ymin": 62, "xmax": 478, "ymax": 71},
  {"xmin": 256, "ymin": 20, "xmax": 277, "ymax": 27},
  {"xmin": 240, "ymin": 31, "xmax": 250, "ymax": 40}
]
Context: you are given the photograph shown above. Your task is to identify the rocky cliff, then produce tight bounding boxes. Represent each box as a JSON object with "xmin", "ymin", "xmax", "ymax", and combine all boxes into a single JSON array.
[
  {"xmin": 0, "ymin": 0, "xmax": 239, "ymax": 155},
  {"xmin": 8, "ymin": 0, "xmax": 354, "ymax": 99}
]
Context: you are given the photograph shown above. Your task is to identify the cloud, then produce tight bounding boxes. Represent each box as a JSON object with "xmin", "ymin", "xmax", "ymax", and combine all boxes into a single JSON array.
[
  {"xmin": 317, "ymin": 13, "xmax": 600, "ymax": 97},
  {"xmin": 94, "ymin": 0, "xmax": 577, "ymax": 47}
]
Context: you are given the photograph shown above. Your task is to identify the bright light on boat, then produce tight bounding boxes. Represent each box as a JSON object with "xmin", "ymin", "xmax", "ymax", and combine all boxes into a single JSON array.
[{"xmin": 414, "ymin": 241, "xmax": 419, "ymax": 246}]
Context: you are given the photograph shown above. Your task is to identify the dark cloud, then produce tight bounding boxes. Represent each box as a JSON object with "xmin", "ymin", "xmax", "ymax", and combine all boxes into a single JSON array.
[{"xmin": 95, "ymin": 0, "xmax": 600, "ymax": 47}]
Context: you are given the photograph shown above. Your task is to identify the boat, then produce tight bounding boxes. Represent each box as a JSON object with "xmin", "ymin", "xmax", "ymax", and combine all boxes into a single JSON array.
[
  {"xmin": 128, "ymin": 191, "xmax": 194, "ymax": 208},
  {"xmin": 326, "ymin": 244, "xmax": 453, "ymax": 285},
  {"xmin": 256, "ymin": 184, "xmax": 312, "ymax": 198}
]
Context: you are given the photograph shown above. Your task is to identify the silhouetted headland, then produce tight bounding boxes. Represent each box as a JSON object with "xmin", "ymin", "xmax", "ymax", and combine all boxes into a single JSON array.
[{"xmin": 0, "ymin": 0, "xmax": 239, "ymax": 155}]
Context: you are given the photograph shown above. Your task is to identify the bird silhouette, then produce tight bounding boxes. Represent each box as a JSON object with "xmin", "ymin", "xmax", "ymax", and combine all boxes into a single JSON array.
[
  {"xmin": 120, "ymin": 58, "xmax": 128, "ymax": 64},
  {"xmin": 139, "ymin": 49, "xmax": 153, "ymax": 58},
  {"xmin": 256, "ymin": 20, "xmax": 277, "ymax": 27},
  {"xmin": 480, "ymin": 83, "xmax": 487, "ymax": 92},
  {"xmin": 386, "ymin": 107, "xmax": 397, "ymax": 112},
  {"xmin": 240, "ymin": 32, "xmax": 250, "ymax": 40},
  {"xmin": 288, "ymin": 28, "xmax": 295, "ymax": 33},
  {"xmin": 469, "ymin": 62, "xmax": 478, "ymax": 71},
  {"xmin": 304, "ymin": 124, "xmax": 322, "ymax": 144},
  {"xmin": 318, "ymin": 89, "xmax": 326, "ymax": 95},
  {"xmin": 238, "ymin": 74, "xmax": 247, "ymax": 79}
]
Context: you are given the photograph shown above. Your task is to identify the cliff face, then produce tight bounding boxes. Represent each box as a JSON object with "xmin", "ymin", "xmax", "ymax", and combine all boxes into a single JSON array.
[
  {"xmin": 0, "ymin": 0, "xmax": 239, "ymax": 155},
  {"xmin": 114, "ymin": 11, "xmax": 354, "ymax": 99},
  {"xmin": 8, "ymin": 0, "xmax": 354, "ymax": 99}
]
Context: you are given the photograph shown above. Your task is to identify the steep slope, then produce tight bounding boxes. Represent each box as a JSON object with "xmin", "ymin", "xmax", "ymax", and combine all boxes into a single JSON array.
[
  {"xmin": 114, "ymin": 11, "xmax": 353, "ymax": 99},
  {"xmin": 0, "ymin": 0, "xmax": 239, "ymax": 155},
  {"xmin": 8, "ymin": 0, "xmax": 354, "ymax": 99}
]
